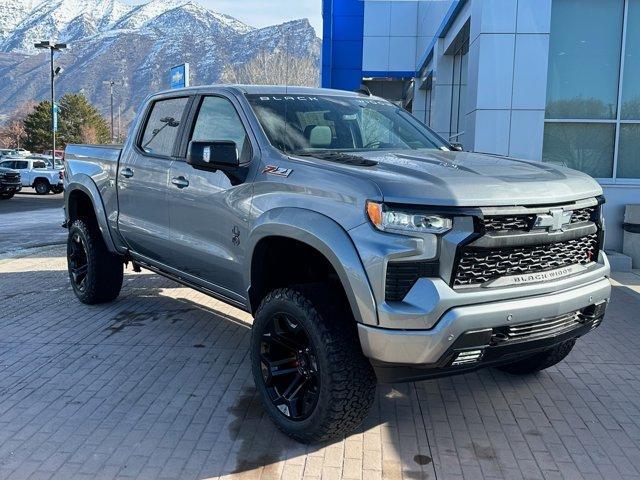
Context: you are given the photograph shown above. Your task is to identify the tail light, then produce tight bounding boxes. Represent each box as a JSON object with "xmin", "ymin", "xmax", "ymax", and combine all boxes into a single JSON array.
[{"xmin": 59, "ymin": 169, "xmax": 64, "ymax": 180}]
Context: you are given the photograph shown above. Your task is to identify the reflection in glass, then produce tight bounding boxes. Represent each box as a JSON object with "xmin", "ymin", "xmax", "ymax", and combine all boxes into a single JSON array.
[
  {"xmin": 542, "ymin": 123, "xmax": 615, "ymax": 178},
  {"xmin": 617, "ymin": 124, "xmax": 640, "ymax": 178},
  {"xmin": 622, "ymin": 0, "xmax": 640, "ymax": 120},
  {"xmin": 546, "ymin": 0, "xmax": 624, "ymax": 120}
]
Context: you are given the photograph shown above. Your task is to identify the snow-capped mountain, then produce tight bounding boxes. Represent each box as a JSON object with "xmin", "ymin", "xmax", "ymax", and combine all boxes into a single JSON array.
[
  {"xmin": 0, "ymin": 0, "xmax": 320, "ymax": 124},
  {"xmin": 2, "ymin": 0, "xmax": 131, "ymax": 52},
  {"xmin": 0, "ymin": 0, "xmax": 40, "ymax": 42}
]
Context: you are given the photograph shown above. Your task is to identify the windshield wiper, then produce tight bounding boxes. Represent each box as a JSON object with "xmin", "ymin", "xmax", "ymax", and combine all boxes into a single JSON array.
[{"xmin": 290, "ymin": 151, "xmax": 377, "ymax": 167}]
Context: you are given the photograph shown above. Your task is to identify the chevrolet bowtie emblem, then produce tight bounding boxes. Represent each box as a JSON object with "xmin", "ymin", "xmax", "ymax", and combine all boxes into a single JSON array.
[{"xmin": 534, "ymin": 209, "xmax": 573, "ymax": 232}]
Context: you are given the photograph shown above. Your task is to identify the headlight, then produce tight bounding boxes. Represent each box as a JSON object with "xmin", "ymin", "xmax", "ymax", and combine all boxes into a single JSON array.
[{"xmin": 366, "ymin": 201, "xmax": 452, "ymax": 234}]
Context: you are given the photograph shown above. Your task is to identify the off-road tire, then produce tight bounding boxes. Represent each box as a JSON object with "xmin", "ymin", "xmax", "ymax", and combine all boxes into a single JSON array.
[
  {"xmin": 67, "ymin": 219, "xmax": 123, "ymax": 304},
  {"xmin": 251, "ymin": 285, "xmax": 377, "ymax": 443},
  {"xmin": 497, "ymin": 339, "xmax": 576, "ymax": 375},
  {"xmin": 0, "ymin": 192, "xmax": 14, "ymax": 200},
  {"xmin": 34, "ymin": 179, "xmax": 50, "ymax": 195}
]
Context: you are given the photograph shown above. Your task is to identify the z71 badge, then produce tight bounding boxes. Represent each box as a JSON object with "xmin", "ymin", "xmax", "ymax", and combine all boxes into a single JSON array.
[{"xmin": 262, "ymin": 165, "xmax": 292, "ymax": 177}]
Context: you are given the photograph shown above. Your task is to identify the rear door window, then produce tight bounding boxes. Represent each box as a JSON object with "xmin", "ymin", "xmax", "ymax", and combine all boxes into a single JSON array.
[
  {"xmin": 33, "ymin": 161, "xmax": 47, "ymax": 169},
  {"xmin": 140, "ymin": 97, "xmax": 189, "ymax": 156}
]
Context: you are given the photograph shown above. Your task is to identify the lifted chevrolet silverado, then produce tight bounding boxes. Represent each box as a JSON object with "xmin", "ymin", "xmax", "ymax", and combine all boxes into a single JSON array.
[{"xmin": 64, "ymin": 86, "xmax": 610, "ymax": 443}]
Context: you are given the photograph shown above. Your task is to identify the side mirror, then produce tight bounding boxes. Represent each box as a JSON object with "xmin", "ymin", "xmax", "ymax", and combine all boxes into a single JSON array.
[
  {"xmin": 450, "ymin": 142, "xmax": 464, "ymax": 152},
  {"xmin": 187, "ymin": 141, "xmax": 239, "ymax": 171}
]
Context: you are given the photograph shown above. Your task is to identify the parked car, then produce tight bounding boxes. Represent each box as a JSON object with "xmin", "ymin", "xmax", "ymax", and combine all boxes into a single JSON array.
[
  {"xmin": 43, "ymin": 149, "xmax": 64, "ymax": 159},
  {"xmin": 0, "ymin": 149, "xmax": 18, "ymax": 159},
  {"xmin": 0, "ymin": 166, "xmax": 21, "ymax": 199},
  {"xmin": 14, "ymin": 148, "xmax": 30, "ymax": 156},
  {"xmin": 63, "ymin": 85, "xmax": 611, "ymax": 443},
  {"xmin": 42, "ymin": 156, "xmax": 64, "ymax": 170},
  {"xmin": 0, "ymin": 157, "xmax": 64, "ymax": 194}
]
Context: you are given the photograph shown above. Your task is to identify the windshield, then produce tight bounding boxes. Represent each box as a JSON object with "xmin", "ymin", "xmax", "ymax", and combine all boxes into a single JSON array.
[{"xmin": 246, "ymin": 94, "xmax": 449, "ymax": 155}]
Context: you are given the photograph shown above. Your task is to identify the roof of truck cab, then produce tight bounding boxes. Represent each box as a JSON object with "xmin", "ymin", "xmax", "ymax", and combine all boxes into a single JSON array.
[{"xmin": 151, "ymin": 84, "xmax": 372, "ymax": 98}]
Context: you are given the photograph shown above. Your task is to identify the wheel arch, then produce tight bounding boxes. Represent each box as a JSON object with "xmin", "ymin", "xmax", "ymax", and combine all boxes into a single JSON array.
[
  {"xmin": 32, "ymin": 176, "xmax": 50, "ymax": 186},
  {"xmin": 65, "ymin": 179, "xmax": 118, "ymax": 254},
  {"xmin": 246, "ymin": 208, "xmax": 377, "ymax": 326}
]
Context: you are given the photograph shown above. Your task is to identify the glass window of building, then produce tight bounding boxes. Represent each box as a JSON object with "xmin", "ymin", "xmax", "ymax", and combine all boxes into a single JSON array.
[
  {"xmin": 544, "ymin": 0, "xmax": 639, "ymax": 181},
  {"xmin": 618, "ymin": 0, "xmax": 640, "ymax": 178},
  {"xmin": 621, "ymin": 0, "xmax": 640, "ymax": 120},
  {"xmin": 447, "ymin": 22, "xmax": 469, "ymax": 148},
  {"xmin": 546, "ymin": 0, "xmax": 624, "ymax": 120},
  {"xmin": 543, "ymin": 123, "xmax": 615, "ymax": 178}
]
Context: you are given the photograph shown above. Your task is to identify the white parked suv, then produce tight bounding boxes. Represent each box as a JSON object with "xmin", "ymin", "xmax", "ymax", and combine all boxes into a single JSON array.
[{"xmin": 0, "ymin": 157, "xmax": 64, "ymax": 194}]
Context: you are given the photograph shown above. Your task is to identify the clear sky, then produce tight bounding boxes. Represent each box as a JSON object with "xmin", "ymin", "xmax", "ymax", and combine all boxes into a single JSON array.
[{"xmin": 122, "ymin": 0, "xmax": 323, "ymax": 37}]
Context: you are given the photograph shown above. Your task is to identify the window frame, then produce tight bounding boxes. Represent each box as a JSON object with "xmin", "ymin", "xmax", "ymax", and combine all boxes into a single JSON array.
[
  {"xmin": 544, "ymin": 0, "xmax": 640, "ymax": 184},
  {"xmin": 134, "ymin": 95, "xmax": 194, "ymax": 160},
  {"xmin": 175, "ymin": 93, "xmax": 255, "ymax": 165}
]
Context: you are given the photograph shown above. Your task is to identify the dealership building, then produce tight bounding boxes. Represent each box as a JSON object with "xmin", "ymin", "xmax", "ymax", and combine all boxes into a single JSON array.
[{"xmin": 322, "ymin": 0, "xmax": 640, "ymax": 254}]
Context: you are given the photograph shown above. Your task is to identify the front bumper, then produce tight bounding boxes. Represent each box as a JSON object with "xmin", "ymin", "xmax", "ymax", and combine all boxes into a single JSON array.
[
  {"xmin": 358, "ymin": 276, "xmax": 611, "ymax": 382},
  {"xmin": 0, "ymin": 183, "xmax": 21, "ymax": 193}
]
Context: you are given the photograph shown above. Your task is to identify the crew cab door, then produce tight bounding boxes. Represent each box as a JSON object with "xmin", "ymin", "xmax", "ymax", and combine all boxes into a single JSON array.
[
  {"xmin": 117, "ymin": 96, "xmax": 190, "ymax": 263},
  {"xmin": 168, "ymin": 94, "xmax": 256, "ymax": 300}
]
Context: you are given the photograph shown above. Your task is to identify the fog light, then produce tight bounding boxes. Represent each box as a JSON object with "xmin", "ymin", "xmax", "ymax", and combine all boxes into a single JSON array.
[{"xmin": 451, "ymin": 349, "xmax": 484, "ymax": 366}]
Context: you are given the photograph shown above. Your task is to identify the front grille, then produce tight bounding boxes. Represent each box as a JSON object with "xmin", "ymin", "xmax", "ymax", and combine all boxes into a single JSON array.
[
  {"xmin": 453, "ymin": 233, "xmax": 599, "ymax": 287},
  {"xmin": 484, "ymin": 215, "xmax": 535, "ymax": 232},
  {"xmin": 2, "ymin": 172, "xmax": 19, "ymax": 181},
  {"xmin": 385, "ymin": 260, "xmax": 439, "ymax": 301},
  {"xmin": 499, "ymin": 312, "xmax": 582, "ymax": 343},
  {"xmin": 483, "ymin": 206, "xmax": 597, "ymax": 233},
  {"xmin": 570, "ymin": 206, "xmax": 595, "ymax": 223}
]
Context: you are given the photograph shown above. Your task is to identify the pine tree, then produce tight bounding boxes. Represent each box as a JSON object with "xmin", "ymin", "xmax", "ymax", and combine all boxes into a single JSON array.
[
  {"xmin": 23, "ymin": 93, "xmax": 110, "ymax": 152},
  {"xmin": 58, "ymin": 93, "xmax": 110, "ymax": 145},
  {"xmin": 23, "ymin": 101, "xmax": 52, "ymax": 152}
]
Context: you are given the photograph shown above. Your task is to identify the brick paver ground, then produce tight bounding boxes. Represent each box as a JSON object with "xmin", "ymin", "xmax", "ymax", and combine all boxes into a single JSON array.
[{"xmin": 1, "ymin": 246, "xmax": 639, "ymax": 480}]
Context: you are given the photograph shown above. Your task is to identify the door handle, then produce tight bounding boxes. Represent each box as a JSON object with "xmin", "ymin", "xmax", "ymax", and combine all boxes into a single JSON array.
[
  {"xmin": 171, "ymin": 176, "xmax": 189, "ymax": 189},
  {"xmin": 120, "ymin": 167, "xmax": 134, "ymax": 178}
]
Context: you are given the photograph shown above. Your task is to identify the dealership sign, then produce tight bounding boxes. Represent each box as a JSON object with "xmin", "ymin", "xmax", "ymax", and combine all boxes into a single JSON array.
[{"xmin": 170, "ymin": 63, "xmax": 190, "ymax": 89}]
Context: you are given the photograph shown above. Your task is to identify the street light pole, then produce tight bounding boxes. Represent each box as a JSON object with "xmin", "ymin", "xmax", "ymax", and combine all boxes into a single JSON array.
[
  {"xmin": 103, "ymin": 80, "xmax": 118, "ymax": 143},
  {"xmin": 34, "ymin": 41, "xmax": 67, "ymax": 164}
]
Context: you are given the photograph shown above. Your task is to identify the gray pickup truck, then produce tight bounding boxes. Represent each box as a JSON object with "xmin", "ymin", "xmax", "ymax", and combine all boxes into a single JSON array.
[{"xmin": 64, "ymin": 85, "xmax": 611, "ymax": 443}]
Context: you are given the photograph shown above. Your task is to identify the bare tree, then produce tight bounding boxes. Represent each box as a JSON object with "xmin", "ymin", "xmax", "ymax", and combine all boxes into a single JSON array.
[
  {"xmin": 0, "ymin": 101, "xmax": 36, "ymax": 148},
  {"xmin": 80, "ymin": 124, "xmax": 99, "ymax": 144},
  {"xmin": 220, "ymin": 50, "xmax": 319, "ymax": 87}
]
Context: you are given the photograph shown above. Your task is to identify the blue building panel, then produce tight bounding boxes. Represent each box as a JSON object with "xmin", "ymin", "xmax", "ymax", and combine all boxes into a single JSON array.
[
  {"xmin": 331, "ymin": 40, "xmax": 363, "ymax": 69},
  {"xmin": 321, "ymin": 0, "xmax": 364, "ymax": 91},
  {"xmin": 332, "ymin": 0, "xmax": 365, "ymax": 16},
  {"xmin": 330, "ymin": 69, "xmax": 364, "ymax": 92},
  {"xmin": 332, "ymin": 15, "xmax": 364, "ymax": 40}
]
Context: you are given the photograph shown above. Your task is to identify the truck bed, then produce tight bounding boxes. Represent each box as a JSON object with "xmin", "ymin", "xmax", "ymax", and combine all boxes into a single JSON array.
[{"xmin": 64, "ymin": 144, "xmax": 123, "ymax": 164}]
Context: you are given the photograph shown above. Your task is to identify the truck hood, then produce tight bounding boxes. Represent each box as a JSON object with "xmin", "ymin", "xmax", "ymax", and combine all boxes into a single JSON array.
[{"xmin": 307, "ymin": 150, "xmax": 602, "ymax": 206}]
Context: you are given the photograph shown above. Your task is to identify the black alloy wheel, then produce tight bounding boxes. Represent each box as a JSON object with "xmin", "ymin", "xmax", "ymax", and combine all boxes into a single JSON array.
[
  {"xmin": 68, "ymin": 231, "xmax": 89, "ymax": 292},
  {"xmin": 259, "ymin": 312, "xmax": 320, "ymax": 420}
]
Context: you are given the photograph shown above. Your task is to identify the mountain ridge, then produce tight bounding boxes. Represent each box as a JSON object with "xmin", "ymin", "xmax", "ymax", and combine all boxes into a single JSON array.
[{"xmin": 0, "ymin": 0, "xmax": 320, "ymax": 125}]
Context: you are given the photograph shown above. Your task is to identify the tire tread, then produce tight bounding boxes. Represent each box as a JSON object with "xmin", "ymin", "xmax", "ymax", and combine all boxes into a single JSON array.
[
  {"xmin": 252, "ymin": 286, "xmax": 376, "ymax": 443},
  {"xmin": 68, "ymin": 219, "xmax": 123, "ymax": 304}
]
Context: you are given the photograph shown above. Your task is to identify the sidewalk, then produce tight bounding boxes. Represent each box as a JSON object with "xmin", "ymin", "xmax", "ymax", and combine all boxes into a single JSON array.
[{"xmin": 1, "ymin": 246, "xmax": 639, "ymax": 480}]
